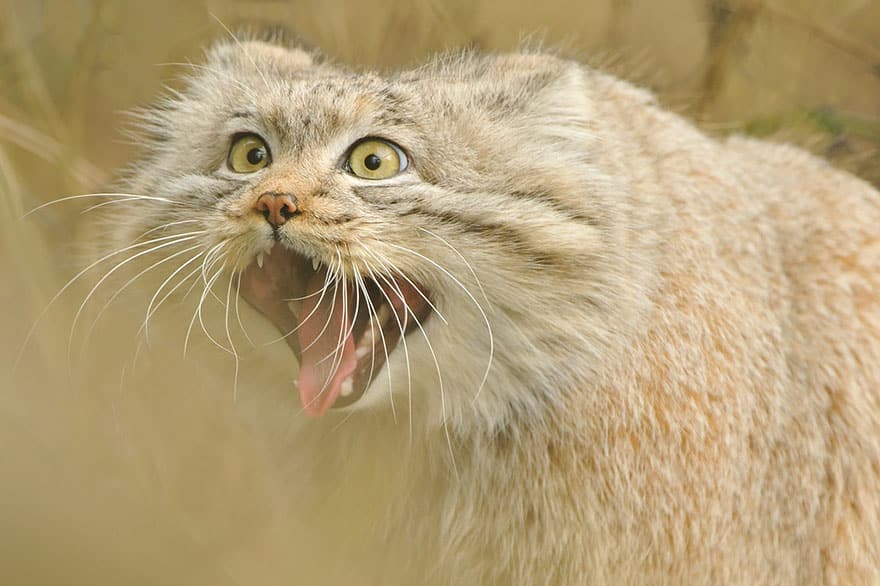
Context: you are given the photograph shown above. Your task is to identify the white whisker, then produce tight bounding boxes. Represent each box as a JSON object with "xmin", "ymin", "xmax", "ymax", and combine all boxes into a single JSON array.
[
  {"xmin": 14, "ymin": 230, "xmax": 210, "ymax": 372},
  {"xmin": 184, "ymin": 248, "xmax": 231, "ymax": 356},
  {"xmin": 363, "ymin": 259, "xmax": 415, "ymax": 440},
  {"xmin": 310, "ymin": 255, "xmax": 355, "ymax": 404},
  {"xmin": 282, "ymin": 289, "xmax": 325, "ymax": 302},
  {"xmin": 367, "ymin": 253, "xmax": 455, "ymax": 474},
  {"xmin": 415, "ymin": 226, "xmax": 491, "ymax": 307},
  {"xmin": 22, "ymin": 192, "xmax": 181, "ymax": 218},
  {"xmin": 198, "ymin": 262, "xmax": 232, "ymax": 354},
  {"xmin": 79, "ymin": 243, "xmax": 205, "ymax": 357},
  {"xmin": 295, "ymin": 259, "xmax": 345, "ymax": 414},
  {"xmin": 234, "ymin": 270, "xmax": 255, "ymax": 347},
  {"xmin": 299, "ymin": 274, "xmax": 341, "ymax": 355},
  {"xmin": 136, "ymin": 219, "xmax": 202, "ymax": 241},
  {"xmin": 385, "ymin": 242, "xmax": 495, "ymax": 404},
  {"xmin": 66, "ymin": 234, "xmax": 204, "ymax": 366},
  {"xmin": 224, "ymin": 264, "xmax": 242, "ymax": 401},
  {"xmin": 140, "ymin": 259, "xmax": 205, "ymax": 342},
  {"xmin": 353, "ymin": 267, "xmax": 395, "ymax": 423},
  {"xmin": 263, "ymin": 266, "xmax": 335, "ymax": 346},
  {"xmin": 371, "ymin": 250, "xmax": 448, "ymax": 326}
]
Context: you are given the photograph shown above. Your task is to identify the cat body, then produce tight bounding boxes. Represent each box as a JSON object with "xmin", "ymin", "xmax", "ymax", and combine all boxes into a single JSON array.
[{"xmin": 111, "ymin": 41, "xmax": 880, "ymax": 584}]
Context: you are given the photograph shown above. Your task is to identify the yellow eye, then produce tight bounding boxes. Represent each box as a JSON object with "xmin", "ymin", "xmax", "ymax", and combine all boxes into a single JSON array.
[
  {"xmin": 347, "ymin": 139, "xmax": 407, "ymax": 180},
  {"xmin": 228, "ymin": 134, "xmax": 271, "ymax": 173}
]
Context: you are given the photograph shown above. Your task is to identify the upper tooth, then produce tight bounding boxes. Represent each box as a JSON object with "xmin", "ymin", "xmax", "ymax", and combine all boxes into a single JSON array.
[
  {"xmin": 256, "ymin": 252, "xmax": 265, "ymax": 268},
  {"xmin": 312, "ymin": 258, "xmax": 320, "ymax": 271}
]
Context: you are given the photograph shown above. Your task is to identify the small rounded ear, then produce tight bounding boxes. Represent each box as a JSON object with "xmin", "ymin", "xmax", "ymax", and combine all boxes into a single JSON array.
[
  {"xmin": 476, "ymin": 53, "xmax": 590, "ymax": 117},
  {"xmin": 206, "ymin": 30, "xmax": 319, "ymax": 74}
]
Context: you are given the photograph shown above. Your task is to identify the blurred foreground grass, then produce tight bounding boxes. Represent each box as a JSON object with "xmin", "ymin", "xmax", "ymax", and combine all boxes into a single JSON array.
[{"xmin": 0, "ymin": 0, "xmax": 878, "ymax": 583}]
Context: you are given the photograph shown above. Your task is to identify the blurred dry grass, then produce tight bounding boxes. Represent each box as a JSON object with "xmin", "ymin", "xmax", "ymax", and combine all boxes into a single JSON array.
[{"xmin": 0, "ymin": 0, "xmax": 878, "ymax": 583}]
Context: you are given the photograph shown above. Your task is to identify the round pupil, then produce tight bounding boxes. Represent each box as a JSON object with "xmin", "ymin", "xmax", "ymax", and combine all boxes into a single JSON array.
[
  {"xmin": 364, "ymin": 153, "xmax": 382, "ymax": 171},
  {"xmin": 246, "ymin": 148, "xmax": 265, "ymax": 165}
]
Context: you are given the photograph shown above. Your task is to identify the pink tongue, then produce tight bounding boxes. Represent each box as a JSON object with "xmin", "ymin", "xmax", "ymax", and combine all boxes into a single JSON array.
[{"xmin": 297, "ymin": 272, "xmax": 358, "ymax": 417}]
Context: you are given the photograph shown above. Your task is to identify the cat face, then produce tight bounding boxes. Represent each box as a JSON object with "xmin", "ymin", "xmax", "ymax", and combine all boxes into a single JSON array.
[{"xmin": 114, "ymin": 40, "xmax": 625, "ymax": 426}]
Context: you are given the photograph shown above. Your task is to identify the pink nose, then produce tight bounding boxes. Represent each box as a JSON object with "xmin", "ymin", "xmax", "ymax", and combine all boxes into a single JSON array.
[{"xmin": 254, "ymin": 192, "xmax": 298, "ymax": 227}]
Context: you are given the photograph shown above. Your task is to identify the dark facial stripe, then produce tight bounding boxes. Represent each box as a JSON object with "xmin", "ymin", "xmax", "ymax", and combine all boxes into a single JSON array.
[
  {"xmin": 508, "ymin": 189, "xmax": 601, "ymax": 227},
  {"xmin": 414, "ymin": 173, "xmax": 601, "ymax": 229},
  {"xmin": 399, "ymin": 205, "xmax": 571, "ymax": 269},
  {"xmin": 354, "ymin": 182, "xmax": 598, "ymax": 228}
]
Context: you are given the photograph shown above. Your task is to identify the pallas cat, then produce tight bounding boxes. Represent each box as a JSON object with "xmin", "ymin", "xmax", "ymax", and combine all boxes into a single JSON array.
[{"xmin": 101, "ymin": 39, "xmax": 880, "ymax": 584}]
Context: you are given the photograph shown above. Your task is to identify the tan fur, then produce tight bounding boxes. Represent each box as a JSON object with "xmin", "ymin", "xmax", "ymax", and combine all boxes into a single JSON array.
[{"xmin": 105, "ymin": 40, "xmax": 880, "ymax": 584}]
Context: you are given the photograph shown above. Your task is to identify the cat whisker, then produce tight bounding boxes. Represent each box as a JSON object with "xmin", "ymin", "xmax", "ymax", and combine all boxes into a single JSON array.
[
  {"xmin": 319, "ymin": 273, "xmax": 353, "ymax": 399},
  {"xmin": 224, "ymin": 262, "xmax": 242, "ymax": 401},
  {"xmin": 352, "ymin": 266, "xmax": 393, "ymax": 423},
  {"xmin": 295, "ymin": 259, "xmax": 346, "ymax": 416},
  {"xmin": 21, "ymin": 192, "xmax": 182, "ymax": 219},
  {"xmin": 185, "ymin": 256, "xmax": 232, "ymax": 356},
  {"xmin": 79, "ymin": 243, "xmax": 206, "ymax": 359},
  {"xmin": 384, "ymin": 242, "xmax": 495, "ymax": 405},
  {"xmin": 415, "ymin": 225, "xmax": 491, "ymax": 308},
  {"xmin": 198, "ymin": 254, "xmax": 234, "ymax": 353},
  {"xmin": 136, "ymin": 219, "xmax": 202, "ymax": 241},
  {"xmin": 201, "ymin": 241, "xmax": 227, "ymax": 284},
  {"xmin": 200, "ymin": 241, "xmax": 230, "ymax": 305},
  {"xmin": 369, "ymin": 248, "xmax": 448, "ymax": 326},
  {"xmin": 263, "ymin": 266, "xmax": 334, "ymax": 346},
  {"xmin": 298, "ymin": 274, "xmax": 341, "ymax": 355},
  {"xmin": 183, "ymin": 244, "xmax": 226, "ymax": 354},
  {"xmin": 367, "ymin": 255, "xmax": 456, "ymax": 475},
  {"xmin": 81, "ymin": 198, "xmax": 178, "ymax": 215},
  {"xmin": 141, "ymin": 254, "xmax": 206, "ymax": 343},
  {"xmin": 13, "ymin": 230, "xmax": 206, "ymax": 373},
  {"xmin": 310, "ymin": 254, "xmax": 357, "ymax": 403},
  {"xmin": 409, "ymin": 301, "xmax": 458, "ymax": 479},
  {"xmin": 282, "ymin": 289, "xmax": 325, "ymax": 302},
  {"xmin": 363, "ymin": 260, "xmax": 415, "ymax": 440},
  {"xmin": 233, "ymin": 270, "xmax": 255, "ymax": 347},
  {"xmin": 66, "ymin": 233, "xmax": 205, "ymax": 370},
  {"xmin": 313, "ymin": 273, "xmax": 361, "ymax": 368}
]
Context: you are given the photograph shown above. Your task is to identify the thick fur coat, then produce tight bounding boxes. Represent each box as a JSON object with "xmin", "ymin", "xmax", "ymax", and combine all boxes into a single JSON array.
[{"xmin": 108, "ymin": 40, "xmax": 880, "ymax": 584}]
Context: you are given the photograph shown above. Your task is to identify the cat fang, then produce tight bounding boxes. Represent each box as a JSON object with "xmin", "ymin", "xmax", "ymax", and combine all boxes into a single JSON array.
[{"xmin": 239, "ymin": 242, "xmax": 432, "ymax": 417}]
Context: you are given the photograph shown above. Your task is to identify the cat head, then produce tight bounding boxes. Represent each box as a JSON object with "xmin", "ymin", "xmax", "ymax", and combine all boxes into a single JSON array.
[{"xmin": 111, "ymin": 39, "xmax": 638, "ymax": 429}]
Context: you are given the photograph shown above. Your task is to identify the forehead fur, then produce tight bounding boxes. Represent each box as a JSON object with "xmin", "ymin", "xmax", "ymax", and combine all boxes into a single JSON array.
[
  {"xmin": 150, "ymin": 41, "xmax": 592, "ymax": 183},
  {"xmin": 186, "ymin": 40, "xmax": 587, "ymax": 124}
]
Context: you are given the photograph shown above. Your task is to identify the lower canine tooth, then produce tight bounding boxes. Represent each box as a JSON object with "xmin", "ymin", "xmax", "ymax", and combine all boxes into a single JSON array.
[
  {"xmin": 356, "ymin": 344, "xmax": 371, "ymax": 359},
  {"xmin": 340, "ymin": 378, "xmax": 354, "ymax": 397},
  {"xmin": 287, "ymin": 301, "xmax": 298, "ymax": 317}
]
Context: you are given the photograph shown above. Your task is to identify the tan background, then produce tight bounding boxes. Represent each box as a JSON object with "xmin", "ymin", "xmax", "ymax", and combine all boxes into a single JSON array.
[{"xmin": 1, "ymin": 0, "xmax": 878, "ymax": 583}]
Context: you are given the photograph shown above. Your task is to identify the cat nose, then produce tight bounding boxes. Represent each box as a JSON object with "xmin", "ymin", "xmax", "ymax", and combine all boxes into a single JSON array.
[{"xmin": 254, "ymin": 192, "xmax": 298, "ymax": 227}]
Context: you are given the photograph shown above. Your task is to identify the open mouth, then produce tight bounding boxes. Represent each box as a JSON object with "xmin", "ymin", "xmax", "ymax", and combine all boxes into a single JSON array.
[{"xmin": 239, "ymin": 243, "xmax": 432, "ymax": 417}]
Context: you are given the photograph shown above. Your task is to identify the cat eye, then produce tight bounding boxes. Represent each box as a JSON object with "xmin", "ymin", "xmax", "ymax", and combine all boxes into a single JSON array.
[
  {"xmin": 346, "ymin": 139, "xmax": 407, "ymax": 180},
  {"xmin": 228, "ymin": 134, "xmax": 271, "ymax": 174}
]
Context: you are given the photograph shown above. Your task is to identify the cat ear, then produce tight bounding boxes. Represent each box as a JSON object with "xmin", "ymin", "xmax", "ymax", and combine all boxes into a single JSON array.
[
  {"xmin": 206, "ymin": 32, "xmax": 319, "ymax": 74},
  {"xmin": 478, "ymin": 53, "xmax": 591, "ymax": 119}
]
